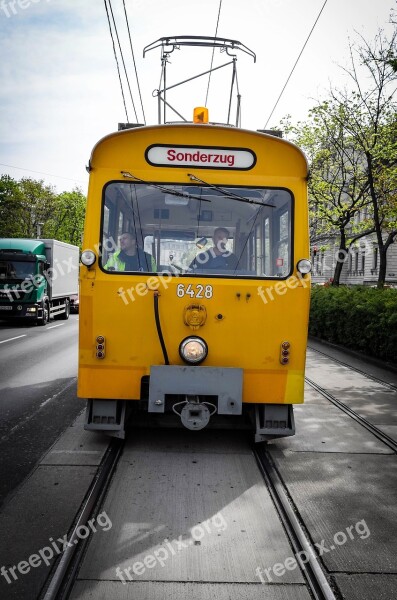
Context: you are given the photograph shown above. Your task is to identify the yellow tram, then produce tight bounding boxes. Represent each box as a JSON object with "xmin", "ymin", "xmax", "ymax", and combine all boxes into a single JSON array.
[{"xmin": 78, "ymin": 117, "xmax": 311, "ymax": 441}]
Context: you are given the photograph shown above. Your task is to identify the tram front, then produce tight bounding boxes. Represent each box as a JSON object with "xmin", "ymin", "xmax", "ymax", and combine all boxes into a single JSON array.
[{"xmin": 78, "ymin": 124, "xmax": 311, "ymax": 441}]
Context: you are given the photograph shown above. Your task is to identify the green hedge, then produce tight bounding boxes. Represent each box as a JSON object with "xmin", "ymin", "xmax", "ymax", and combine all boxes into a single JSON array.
[{"xmin": 309, "ymin": 286, "xmax": 397, "ymax": 363}]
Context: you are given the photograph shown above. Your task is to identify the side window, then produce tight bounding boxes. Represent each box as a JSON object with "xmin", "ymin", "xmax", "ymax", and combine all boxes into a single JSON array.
[
  {"xmin": 276, "ymin": 210, "xmax": 290, "ymax": 277},
  {"xmin": 262, "ymin": 205, "xmax": 291, "ymax": 277}
]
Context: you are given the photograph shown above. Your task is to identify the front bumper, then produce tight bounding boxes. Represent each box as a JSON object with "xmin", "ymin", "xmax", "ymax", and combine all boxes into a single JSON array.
[
  {"xmin": 148, "ymin": 365, "xmax": 243, "ymax": 415},
  {"xmin": 0, "ymin": 303, "xmax": 40, "ymax": 318}
]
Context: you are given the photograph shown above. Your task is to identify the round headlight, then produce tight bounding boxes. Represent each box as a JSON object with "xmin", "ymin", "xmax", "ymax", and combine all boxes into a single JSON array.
[
  {"xmin": 179, "ymin": 337, "xmax": 208, "ymax": 365},
  {"xmin": 297, "ymin": 259, "xmax": 312, "ymax": 275},
  {"xmin": 81, "ymin": 250, "xmax": 96, "ymax": 267}
]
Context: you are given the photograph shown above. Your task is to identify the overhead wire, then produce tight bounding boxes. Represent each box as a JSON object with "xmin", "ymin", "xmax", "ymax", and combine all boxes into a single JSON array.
[
  {"xmin": 204, "ymin": 0, "xmax": 223, "ymax": 106},
  {"xmin": 122, "ymin": 0, "xmax": 146, "ymax": 125},
  {"xmin": 264, "ymin": 0, "xmax": 328, "ymax": 128},
  {"xmin": 103, "ymin": 0, "xmax": 129, "ymax": 121},
  {"xmin": 0, "ymin": 163, "xmax": 86, "ymax": 184},
  {"xmin": 107, "ymin": 0, "xmax": 139, "ymax": 122}
]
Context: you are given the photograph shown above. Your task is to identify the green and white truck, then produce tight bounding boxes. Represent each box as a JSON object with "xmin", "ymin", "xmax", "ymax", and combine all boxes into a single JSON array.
[{"xmin": 0, "ymin": 239, "xmax": 79, "ymax": 325}]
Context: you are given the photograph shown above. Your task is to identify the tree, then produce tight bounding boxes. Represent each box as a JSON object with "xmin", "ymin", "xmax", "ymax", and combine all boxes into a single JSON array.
[
  {"xmin": 329, "ymin": 27, "xmax": 397, "ymax": 288},
  {"xmin": 0, "ymin": 176, "xmax": 86, "ymax": 246},
  {"xmin": 17, "ymin": 178, "xmax": 58, "ymax": 238},
  {"xmin": 281, "ymin": 108, "xmax": 372, "ymax": 285},
  {"xmin": 46, "ymin": 189, "xmax": 86, "ymax": 247},
  {"xmin": 0, "ymin": 175, "xmax": 25, "ymax": 237}
]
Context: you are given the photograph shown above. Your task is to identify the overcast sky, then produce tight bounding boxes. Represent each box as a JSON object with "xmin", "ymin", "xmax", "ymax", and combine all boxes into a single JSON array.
[{"xmin": 0, "ymin": 0, "xmax": 395, "ymax": 192}]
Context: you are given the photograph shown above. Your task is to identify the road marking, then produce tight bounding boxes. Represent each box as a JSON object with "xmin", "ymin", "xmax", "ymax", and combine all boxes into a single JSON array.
[
  {"xmin": 0, "ymin": 378, "xmax": 77, "ymax": 442},
  {"xmin": 0, "ymin": 334, "xmax": 26, "ymax": 345},
  {"xmin": 47, "ymin": 324, "xmax": 65, "ymax": 330},
  {"xmin": 49, "ymin": 450, "xmax": 102, "ymax": 455}
]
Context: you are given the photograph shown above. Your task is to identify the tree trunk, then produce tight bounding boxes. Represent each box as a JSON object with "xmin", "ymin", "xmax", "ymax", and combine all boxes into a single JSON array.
[
  {"xmin": 332, "ymin": 230, "xmax": 347, "ymax": 286},
  {"xmin": 378, "ymin": 231, "xmax": 397, "ymax": 288},
  {"xmin": 377, "ymin": 247, "xmax": 387, "ymax": 288}
]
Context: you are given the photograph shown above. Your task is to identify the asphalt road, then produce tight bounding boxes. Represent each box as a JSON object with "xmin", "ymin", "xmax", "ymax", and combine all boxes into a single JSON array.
[{"xmin": 0, "ymin": 315, "xmax": 83, "ymax": 508}]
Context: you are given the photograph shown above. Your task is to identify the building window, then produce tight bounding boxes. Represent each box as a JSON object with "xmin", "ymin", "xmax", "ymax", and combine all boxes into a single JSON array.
[{"xmin": 373, "ymin": 247, "xmax": 378, "ymax": 270}]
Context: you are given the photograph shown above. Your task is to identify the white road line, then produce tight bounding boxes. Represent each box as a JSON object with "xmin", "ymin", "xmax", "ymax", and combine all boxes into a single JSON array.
[
  {"xmin": 47, "ymin": 324, "xmax": 65, "ymax": 330},
  {"xmin": 49, "ymin": 450, "xmax": 102, "ymax": 455},
  {"xmin": 0, "ymin": 378, "xmax": 77, "ymax": 442},
  {"xmin": 0, "ymin": 334, "xmax": 27, "ymax": 345}
]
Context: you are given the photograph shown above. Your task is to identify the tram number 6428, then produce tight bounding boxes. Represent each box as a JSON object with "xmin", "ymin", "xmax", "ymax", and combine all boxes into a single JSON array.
[{"xmin": 176, "ymin": 283, "xmax": 213, "ymax": 299}]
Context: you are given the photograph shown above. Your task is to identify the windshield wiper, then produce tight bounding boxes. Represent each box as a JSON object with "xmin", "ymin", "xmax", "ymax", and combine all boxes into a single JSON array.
[
  {"xmin": 187, "ymin": 174, "xmax": 275, "ymax": 208},
  {"xmin": 121, "ymin": 171, "xmax": 211, "ymax": 202}
]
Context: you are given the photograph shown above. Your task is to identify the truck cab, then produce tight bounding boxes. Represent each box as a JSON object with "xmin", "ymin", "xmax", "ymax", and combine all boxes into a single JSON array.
[{"xmin": 0, "ymin": 238, "xmax": 79, "ymax": 325}]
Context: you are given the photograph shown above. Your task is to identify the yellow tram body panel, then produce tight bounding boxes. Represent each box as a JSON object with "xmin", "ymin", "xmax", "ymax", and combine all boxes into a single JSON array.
[{"xmin": 78, "ymin": 124, "xmax": 310, "ymax": 426}]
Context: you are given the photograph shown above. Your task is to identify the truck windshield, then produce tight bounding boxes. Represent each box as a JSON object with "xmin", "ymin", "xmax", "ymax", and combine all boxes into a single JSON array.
[
  {"xmin": 0, "ymin": 260, "xmax": 36, "ymax": 281},
  {"xmin": 101, "ymin": 182, "xmax": 293, "ymax": 279}
]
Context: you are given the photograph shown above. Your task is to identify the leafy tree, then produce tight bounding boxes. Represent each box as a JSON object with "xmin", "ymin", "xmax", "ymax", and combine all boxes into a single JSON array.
[
  {"xmin": 283, "ymin": 25, "xmax": 397, "ymax": 287},
  {"xmin": 46, "ymin": 189, "xmax": 86, "ymax": 247},
  {"xmin": 17, "ymin": 178, "xmax": 58, "ymax": 238},
  {"xmin": 281, "ymin": 108, "xmax": 372, "ymax": 285},
  {"xmin": 0, "ymin": 176, "xmax": 86, "ymax": 246},
  {"xmin": 0, "ymin": 175, "xmax": 25, "ymax": 237},
  {"xmin": 329, "ymin": 27, "xmax": 397, "ymax": 288}
]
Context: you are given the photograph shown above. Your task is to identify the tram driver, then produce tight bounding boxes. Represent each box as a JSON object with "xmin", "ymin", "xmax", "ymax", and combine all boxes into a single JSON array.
[
  {"xmin": 104, "ymin": 232, "xmax": 156, "ymax": 272},
  {"xmin": 189, "ymin": 227, "xmax": 239, "ymax": 272}
]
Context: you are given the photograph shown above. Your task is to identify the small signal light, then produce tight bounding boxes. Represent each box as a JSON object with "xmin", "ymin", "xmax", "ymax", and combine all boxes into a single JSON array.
[
  {"xmin": 96, "ymin": 335, "xmax": 106, "ymax": 359},
  {"xmin": 280, "ymin": 341, "xmax": 290, "ymax": 365},
  {"xmin": 193, "ymin": 106, "xmax": 209, "ymax": 124}
]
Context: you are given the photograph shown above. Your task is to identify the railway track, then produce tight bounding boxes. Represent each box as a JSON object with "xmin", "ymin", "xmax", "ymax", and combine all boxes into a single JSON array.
[
  {"xmin": 305, "ymin": 376, "xmax": 397, "ymax": 453},
  {"xmin": 307, "ymin": 345, "xmax": 397, "ymax": 392},
  {"xmin": 40, "ymin": 350, "xmax": 396, "ymax": 599},
  {"xmin": 41, "ymin": 439, "xmax": 124, "ymax": 600},
  {"xmin": 253, "ymin": 446, "xmax": 337, "ymax": 600},
  {"xmin": 41, "ymin": 428, "xmax": 341, "ymax": 600}
]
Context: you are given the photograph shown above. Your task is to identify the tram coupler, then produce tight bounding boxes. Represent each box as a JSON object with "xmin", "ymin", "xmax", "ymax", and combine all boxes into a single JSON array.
[
  {"xmin": 172, "ymin": 395, "xmax": 217, "ymax": 431},
  {"xmin": 254, "ymin": 404, "xmax": 295, "ymax": 443}
]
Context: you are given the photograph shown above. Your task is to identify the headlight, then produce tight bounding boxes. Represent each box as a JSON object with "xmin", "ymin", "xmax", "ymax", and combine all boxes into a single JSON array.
[
  {"xmin": 179, "ymin": 337, "xmax": 208, "ymax": 365},
  {"xmin": 81, "ymin": 250, "xmax": 96, "ymax": 267},
  {"xmin": 297, "ymin": 259, "xmax": 312, "ymax": 275}
]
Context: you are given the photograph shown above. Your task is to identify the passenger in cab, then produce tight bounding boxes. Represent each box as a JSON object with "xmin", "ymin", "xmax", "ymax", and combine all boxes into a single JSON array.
[
  {"xmin": 104, "ymin": 232, "xmax": 156, "ymax": 272},
  {"xmin": 189, "ymin": 227, "xmax": 239, "ymax": 272}
]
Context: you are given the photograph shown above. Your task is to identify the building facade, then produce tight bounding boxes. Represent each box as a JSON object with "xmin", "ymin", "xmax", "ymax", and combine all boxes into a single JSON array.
[{"xmin": 311, "ymin": 210, "xmax": 397, "ymax": 286}]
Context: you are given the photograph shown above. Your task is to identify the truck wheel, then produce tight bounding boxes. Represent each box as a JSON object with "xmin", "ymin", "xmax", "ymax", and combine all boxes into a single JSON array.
[
  {"xmin": 59, "ymin": 299, "xmax": 70, "ymax": 320},
  {"xmin": 38, "ymin": 302, "xmax": 49, "ymax": 326}
]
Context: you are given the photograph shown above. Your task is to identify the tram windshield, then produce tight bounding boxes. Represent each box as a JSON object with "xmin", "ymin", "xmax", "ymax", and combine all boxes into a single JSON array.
[{"xmin": 101, "ymin": 182, "xmax": 293, "ymax": 278}]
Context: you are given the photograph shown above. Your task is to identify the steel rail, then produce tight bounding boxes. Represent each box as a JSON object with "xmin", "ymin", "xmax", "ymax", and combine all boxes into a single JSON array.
[
  {"xmin": 305, "ymin": 376, "xmax": 397, "ymax": 453},
  {"xmin": 253, "ymin": 447, "xmax": 337, "ymax": 600},
  {"xmin": 307, "ymin": 345, "xmax": 397, "ymax": 392},
  {"xmin": 41, "ymin": 438, "xmax": 124, "ymax": 600}
]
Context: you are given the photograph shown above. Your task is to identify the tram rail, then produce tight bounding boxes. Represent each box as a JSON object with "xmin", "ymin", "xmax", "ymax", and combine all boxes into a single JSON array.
[
  {"xmin": 39, "ymin": 348, "xmax": 397, "ymax": 599},
  {"xmin": 253, "ymin": 446, "xmax": 337, "ymax": 600},
  {"xmin": 41, "ymin": 439, "xmax": 124, "ymax": 600},
  {"xmin": 305, "ymin": 376, "xmax": 397, "ymax": 453},
  {"xmin": 307, "ymin": 344, "xmax": 397, "ymax": 392}
]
